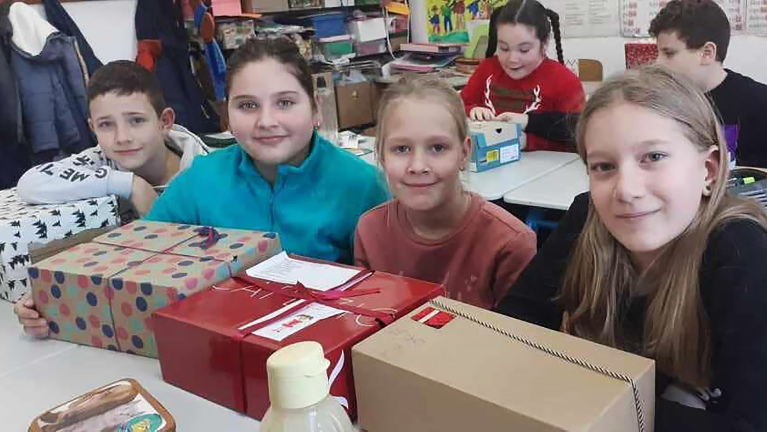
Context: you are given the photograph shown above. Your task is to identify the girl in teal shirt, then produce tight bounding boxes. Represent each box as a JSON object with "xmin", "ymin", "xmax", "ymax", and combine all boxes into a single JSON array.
[
  {"xmin": 146, "ymin": 38, "xmax": 388, "ymax": 264},
  {"xmin": 14, "ymin": 38, "xmax": 387, "ymax": 339}
]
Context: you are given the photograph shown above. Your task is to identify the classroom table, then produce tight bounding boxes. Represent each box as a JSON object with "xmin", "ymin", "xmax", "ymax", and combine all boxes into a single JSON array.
[
  {"xmin": 0, "ymin": 301, "xmax": 262, "ymax": 431},
  {"xmin": 502, "ymin": 159, "xmax": 589, "ymax": 210},
  {"xmin": 463, "ymin": 151, "xmax": 580, "ymax": 201}
]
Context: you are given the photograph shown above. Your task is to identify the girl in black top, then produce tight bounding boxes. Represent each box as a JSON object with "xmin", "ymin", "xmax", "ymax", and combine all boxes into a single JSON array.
[{"xmin": 497, "ymin": 65, "xmax": 767, "ymax": 432}]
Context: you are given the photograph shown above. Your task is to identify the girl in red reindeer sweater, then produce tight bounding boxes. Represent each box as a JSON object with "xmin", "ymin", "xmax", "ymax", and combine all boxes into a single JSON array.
[{"xmin": 461, "ymin": 0, "xmax": 584, "ymax": 152}]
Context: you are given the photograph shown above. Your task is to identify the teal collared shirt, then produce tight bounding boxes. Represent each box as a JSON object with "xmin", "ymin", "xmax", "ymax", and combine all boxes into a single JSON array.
[{"xmin": 146, "ymin": 133, "xmax": 389, "ymax": 263}]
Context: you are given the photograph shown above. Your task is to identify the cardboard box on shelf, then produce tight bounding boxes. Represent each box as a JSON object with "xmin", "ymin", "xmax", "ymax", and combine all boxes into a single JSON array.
[
  {"xmin": 28, "ymin": 221, "xmax": 282, "ymax": 357},
  {"xmin": 469, "ymin": 121, "xmax": 522, "ymax": 172},
  {"xmin": 0, "ymin": 188, "xmax": 119, "ymax": 303},
  {"xmin": 153, "ymin": 267, "xmax": 444, "ymax": 420},
  {"xmin": 336, "ymin": 81, "xmax": 375, "ymax": 129},
  {"xmin": 348, "ymin": 17, "xmax": 387, "ymax": 43},
  {"xmin": 241, "ymin": 0, "xmax": 288, "ymax": 14},
  {"xmin": 353, "ymin": 297, "xmax": 656, "ymax": 432}
]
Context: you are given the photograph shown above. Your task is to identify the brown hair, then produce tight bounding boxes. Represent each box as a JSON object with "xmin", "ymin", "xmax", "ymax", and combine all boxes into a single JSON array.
[
  {"xmin": 375, "ymin": 77, "xmax": 468, "ymax": 165},
  {"xmin": 225, "ymin": 37, "xmax": 316, "ymax": 110},
  {"xmin": 564, "ymin": 65, "xmax": 767, "ymax": 388},
  {"xmin": 649, "ymin": 0, "xmax": 731, "ymax": 62},
  {"xmin": 490, "ymin": 0, "xmax": 564, "ymax": 64},
  {"xmin": 87, "ymin": 60, "xmax": 166, "ymax": 116}
]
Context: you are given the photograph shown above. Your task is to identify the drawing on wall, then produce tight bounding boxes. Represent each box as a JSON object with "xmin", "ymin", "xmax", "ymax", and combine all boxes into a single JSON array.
[{"xmin": 426, "ymin": 0, "xmax": 506, "ymax": 43}]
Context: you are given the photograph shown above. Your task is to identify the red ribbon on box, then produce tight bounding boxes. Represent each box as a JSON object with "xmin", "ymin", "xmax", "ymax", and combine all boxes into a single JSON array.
[
  {"xmin": 209, "ymin": 271, "xmax": 395, "ymax": 412},
  {"xmin": 231, "ymin": 273, "xmax": 395, "ymax": 336}
]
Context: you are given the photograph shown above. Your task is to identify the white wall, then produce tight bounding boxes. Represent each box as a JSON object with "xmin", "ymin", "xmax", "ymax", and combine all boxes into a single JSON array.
[
  {"xmin": 31, "ymin": 0, "xmax": 138, "ymax": 63},
  {"xmin": 31, "ymin": 0, "xmax": 767, "ymax": 83}
]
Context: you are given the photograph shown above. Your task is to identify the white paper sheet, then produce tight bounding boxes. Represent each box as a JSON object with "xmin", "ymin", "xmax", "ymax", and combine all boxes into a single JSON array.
[
  {"xmin": 245, "ymin": 252, "xmax": 361, "ymax": 291},
  {"xmin": 252, "ymin": 303, "xmax": 346, "ymax": 341},
  {"xmin": 546, "ymin": 0, "xmax": 621, "ymax": 38}
]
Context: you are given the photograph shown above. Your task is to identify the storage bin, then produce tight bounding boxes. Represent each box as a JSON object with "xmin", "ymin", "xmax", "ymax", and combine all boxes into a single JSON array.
[
  {"xmin": 304, "ymin": 13, "xmax": 347, "ymax": 38},
  {"xmin": 354, "ymin": 39, "xmax": 386, "ymax": 56}
]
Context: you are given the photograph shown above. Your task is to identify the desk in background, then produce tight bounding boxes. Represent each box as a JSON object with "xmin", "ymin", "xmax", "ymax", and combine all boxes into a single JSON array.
[
  {"xmin": 463, "ymin": 151, "xmax": 579, "ymax": 201},
  {"xmin": 503, "ymin": 159, "xmax": 588, "ymax": 210}
]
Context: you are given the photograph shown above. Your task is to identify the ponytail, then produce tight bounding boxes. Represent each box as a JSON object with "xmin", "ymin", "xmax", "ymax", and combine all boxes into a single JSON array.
[{"xmin": 545, "ymin": 8, "xmax": 564, "ymax": 64}]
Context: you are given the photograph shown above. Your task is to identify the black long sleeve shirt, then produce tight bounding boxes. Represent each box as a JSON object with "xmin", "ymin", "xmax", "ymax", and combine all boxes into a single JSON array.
[
  {"xmin": 708, "ymin": 69, "xmax": 767, "ymax": 169},
  {"xmin": 496, "ymin": 192, "xmax": 767, "ymax": 431}
]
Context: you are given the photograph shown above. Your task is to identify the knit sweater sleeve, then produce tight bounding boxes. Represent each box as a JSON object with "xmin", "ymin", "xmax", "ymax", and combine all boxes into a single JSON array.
[
  {"xmin": 525, "ymin": 112, "xmax": 579, "ymax": 145},
  {"xmin": 353, "ymin": 223, "xmax": 371, "ymax": 269},
  {"xmin": 524, "ymin": 65, "xmax": 585, "ymax": 145},
  {"xmin": 654, "ymin": 219, "xmax": 767, "ymax": 432},
  {"xmin": 460, "ymin": 58, "xmax": 496, "ymax": 115},
  {"xmin": 491, "ymin": 228, "xmax": 537, "ymax": 307},
  {"xmin": 696, "ymin": 219, "xmax": 767, "ymax": 431},
  {"xmin": 493, "ymin": 192, "xmax": 589, "ymax": 328},
  {"xmin": 16, "ymin": 146, "xmax": 133, "ymax": 204}
]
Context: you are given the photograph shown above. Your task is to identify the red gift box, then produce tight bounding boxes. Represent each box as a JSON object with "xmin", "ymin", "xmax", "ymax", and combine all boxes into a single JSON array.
[
  {"xmin": 625, "ymin": 43, "xmax": 658, "ymax": 69},
  {"xmin": 153, "ymin": 262, "xmax": 444, "ymax": 420}
]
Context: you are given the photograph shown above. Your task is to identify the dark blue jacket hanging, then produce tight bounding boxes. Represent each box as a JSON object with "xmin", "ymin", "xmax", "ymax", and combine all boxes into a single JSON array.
[
  {"xmin": 41, "ymin": 0, "xmax": 102, "ymax": 76},
  {"xmin": 135, "ymin": 0, "xmax": 220, "ymax": 133},
  {"xmin": 8, "ymin": 3, "xmax": 93, "ymax": 163},
  {"xmin": 0, "ymin": 2, "xmax": 29, "ymax": 189}
]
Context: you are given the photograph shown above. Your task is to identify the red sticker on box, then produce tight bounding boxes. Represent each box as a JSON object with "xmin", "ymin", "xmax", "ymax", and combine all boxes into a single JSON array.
[{"xmin": 411, "ymin": 307, "xmax": 454, "ymax": 329}]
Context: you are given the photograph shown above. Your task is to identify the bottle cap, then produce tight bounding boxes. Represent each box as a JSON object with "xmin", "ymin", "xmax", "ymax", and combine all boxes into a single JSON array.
[{"xmin": 266, "ymin": 341, "xmax": 331, "ymax": 409}]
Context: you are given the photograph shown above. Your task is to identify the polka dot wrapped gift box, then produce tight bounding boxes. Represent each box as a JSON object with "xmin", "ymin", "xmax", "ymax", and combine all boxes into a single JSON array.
[{"xmin": 27, "ymin": 221, "xmax": 282, "ymax": 358}]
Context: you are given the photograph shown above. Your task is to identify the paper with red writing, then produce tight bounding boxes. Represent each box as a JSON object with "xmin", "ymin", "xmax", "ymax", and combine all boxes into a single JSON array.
[
  {"xmin": 252, "ymin": 303, "xmax": 346, "ymax": 341},
  {"xmin": 245, "ymin": 252, "xmax": 360, "ymax": 291}
]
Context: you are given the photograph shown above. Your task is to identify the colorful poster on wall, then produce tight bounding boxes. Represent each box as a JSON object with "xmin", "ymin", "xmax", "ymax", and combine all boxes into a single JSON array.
[{"xmin": 426, "ymin": 0, "xmax": 506, "ymax": 43}]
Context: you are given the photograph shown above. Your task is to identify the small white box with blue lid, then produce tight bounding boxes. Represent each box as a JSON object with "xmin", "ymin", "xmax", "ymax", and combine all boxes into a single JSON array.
[{"xmin": 469, "ymin": 121, "xmax": 521, "ymax": 172}]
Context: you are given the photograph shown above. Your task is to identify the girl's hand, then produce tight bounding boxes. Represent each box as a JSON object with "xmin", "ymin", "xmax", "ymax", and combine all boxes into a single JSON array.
[
  {"xmin": 495, "ymin": 112, "xmax": 529, "ymax": 130},
  {"xmin": 470, "ymin": 107, "xmax": 495, "ymax": 121},
  {"xmin": 14, "ymin": 292, "xmax": 49, "ymax": 338}
]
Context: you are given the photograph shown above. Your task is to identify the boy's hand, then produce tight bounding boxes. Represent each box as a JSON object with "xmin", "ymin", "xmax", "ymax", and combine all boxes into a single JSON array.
[
  {"xmin": 470, "ymin": 107, "xmax": 495, "ymax": 121},
  {"xmin": 14, "ymin": 292, "xmax": 49, "ymax": 338},
  {"xmin": 130, "ymin": 176, "xmax": 159, "ymax": 217}
]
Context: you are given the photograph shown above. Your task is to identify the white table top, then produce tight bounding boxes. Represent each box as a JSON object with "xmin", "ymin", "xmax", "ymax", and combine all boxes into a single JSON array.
[
  {"xmin": 464, "ymin": 151, "xmax": 580, "ymax": 201},
  {"xmin": 503, "ymin": 159, "xmax": 589, "ymax": 210},
  {"xmin": 0, "ymin": 301, "xmax": 261, "ymax": 431}
]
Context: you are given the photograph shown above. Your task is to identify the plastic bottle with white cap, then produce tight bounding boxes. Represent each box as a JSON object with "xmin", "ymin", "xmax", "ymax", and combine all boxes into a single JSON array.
[{"xmin": 260, "ymin": 341, "xmax": 355, "ymax": 432}]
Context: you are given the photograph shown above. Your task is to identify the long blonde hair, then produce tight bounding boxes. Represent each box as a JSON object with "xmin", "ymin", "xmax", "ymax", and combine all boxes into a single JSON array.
[{"xmin": 563, "ymin": 65, "xmax": 767, "ymax": 388}]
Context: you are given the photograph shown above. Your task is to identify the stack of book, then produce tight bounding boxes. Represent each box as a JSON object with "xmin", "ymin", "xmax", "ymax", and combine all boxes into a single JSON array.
[{"xmin": 390, "ymin": 43, "xmax": 463, "ymax": 73}]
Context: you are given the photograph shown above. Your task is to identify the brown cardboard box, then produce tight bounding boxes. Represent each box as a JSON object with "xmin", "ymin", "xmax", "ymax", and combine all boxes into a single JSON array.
[
  {"xmin": 336, "ymin": 81, "xmax": 374, "ymax": 129},
  {"xmin": 241, "ymin": 0, "xmax": 288, "ymax": 13},
  {"xmin": 352, "ymin": 297, "xmax": 655, "ymax": 432},
  {"xmin": 28, "ymin": 226, "xmax": 114, "ymax": 265}
]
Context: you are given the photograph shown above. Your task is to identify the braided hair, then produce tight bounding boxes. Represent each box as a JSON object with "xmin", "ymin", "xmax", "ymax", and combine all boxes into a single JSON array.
[{"xmin": 486, "ymin": 0, "xmax": 565, "ymax": 65}]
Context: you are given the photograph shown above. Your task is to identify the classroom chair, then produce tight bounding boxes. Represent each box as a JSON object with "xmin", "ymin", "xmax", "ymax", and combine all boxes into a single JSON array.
[{"xmin": 578, "ymin": 59, "xmax": 603, "ymax": 82}]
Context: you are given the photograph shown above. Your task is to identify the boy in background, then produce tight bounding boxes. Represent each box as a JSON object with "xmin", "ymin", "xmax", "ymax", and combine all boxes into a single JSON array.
[
  {"xmin": 17, "ymin": 60, "xmax": 210, "ymax": 216},
  {"xmin": 650, "ymin": 0, "xmax": 767, "ymax": 168}
]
